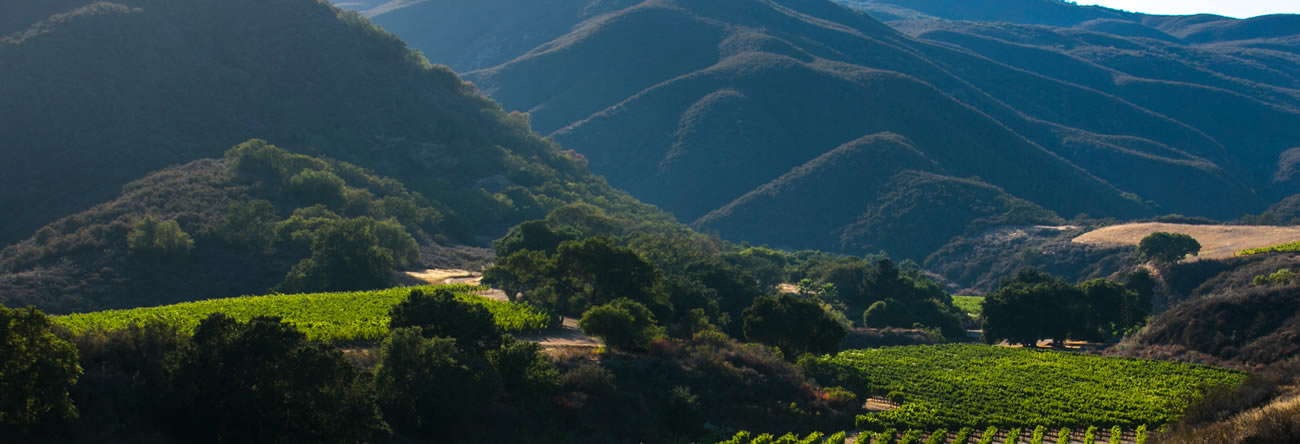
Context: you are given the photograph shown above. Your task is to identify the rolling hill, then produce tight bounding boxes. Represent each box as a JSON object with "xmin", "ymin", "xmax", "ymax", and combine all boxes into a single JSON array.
[
  {"xmin": 0, "ymin": 0, "xmax": 665, "ymax": 249},
  {"xmin": 0, "ymin": 0, "xmax": 678, "ymax": 313},
  {"xmin": 358, "ymin": 0, "xmax": 1300, "ymax": 260}
]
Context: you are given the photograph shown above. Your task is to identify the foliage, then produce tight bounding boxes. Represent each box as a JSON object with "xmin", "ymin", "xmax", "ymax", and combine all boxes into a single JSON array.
[
  {"xmin": 744, "ymin": 294, "xmax": 847, "ymax": 359},
  {"xmin": 550, "ymin": 236, "xmax": 670, "ymax": 315},
  {"xmin": 487, "ymin": 337, "xmax": 560, "ymax": 399},
  {"xmin": 164, "ymin": 314, "xmax": 390, "ymax": 443},
  {"xmin": 389, "ymin": 288, "xmax": 501, "ymax": 351},
  {"xmin": 979, "ymin": 426, "xmax": 998, "ymax": 444},
  {"xmin": 953, "ymin": 427, "xmax": 974, "ymax": 444},
  {"xmin": 982, "ymin": 270, "xmax": 1145, "ymax": 345},
  {"xmin": 0, "ymin": 306, "xmax": 82, "ymax": 437},
  {"xmin": 287, "ymin": 168, "xmax": 347, "ymax": 208},
  {"xmin": 809, "ymin": 257, "xmax": 967, "ymax": 339},
  {"xmin": 806, "ymin": 344, "xmax": 1244, "ymax": 430},
  {"xmin": 483, "ymin": 249, "xmax": 553, "ymax": 302},
  {"xmin": 492, "ymin": 219, "xmax": 578, "ymax": 258},
  {"xmin": 981, "ymin": 270, "xmax": 1085, "ymax": 346},
  {"xmin": 127, "ymin": 215, "xmax": 195, "ymax": 257},
  {"xmin": 952, "ymin": 296, "xmax": 983, "ymax": 317},
  {"xmin": 1083, "ymin": 425, "xmax": 1098, "ymax": 444},
  {"xmin": 373, "ymin": 328, "xmax": 493, "ymax": 441},
  {"xmin": 716, "ymin": 430, "xmax": 846, "ymax": 444},
  {"xmin": 215, "ymin": 199, "xmax": 278, "ymax": 252},
  {"xmin": 1251, "ymin": 268, "xmax": 1296, "ymax": 286},
  {"xmin": 1136, "ymin": 232, "xmax": 1201, "ymax": 263},
  {"xmin": 277, "ymin": 216, "xmax": 418, "ymax": 292},
  {"xmin": 579, "ymin": 299, "xmax": 664, "ymax": 352},
  {"xmin": 924, "ymin": 428, "xmax": 948, "ymax": 444},
  {"xmin": 1056, "ymin": 427, "xmax": 1071, "ymax": 444},
  {"xmin": 53, "ymin": 285, "xmax": 549, "ymax": 342}
]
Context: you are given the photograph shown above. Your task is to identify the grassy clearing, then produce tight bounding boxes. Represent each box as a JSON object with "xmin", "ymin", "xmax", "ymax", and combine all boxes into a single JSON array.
[
  {"xmin": 53, "ymin": 284, "xmax": 551, "ymax": 342},
  {"xmin": 1072, "ymin": 223, "xmax": 1300, "ymax": 259}
]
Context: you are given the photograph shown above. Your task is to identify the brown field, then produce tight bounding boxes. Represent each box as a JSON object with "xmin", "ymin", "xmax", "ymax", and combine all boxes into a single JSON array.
[{"xmin": 1071, "ymin": 223, "xmax": 1300, "ymax": 259}]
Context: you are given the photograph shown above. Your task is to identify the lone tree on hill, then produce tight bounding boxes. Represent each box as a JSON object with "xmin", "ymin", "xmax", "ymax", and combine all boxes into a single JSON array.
[{"xmin": 1136, "ymin": 232, "xmax": 1201, "ymax": 263}]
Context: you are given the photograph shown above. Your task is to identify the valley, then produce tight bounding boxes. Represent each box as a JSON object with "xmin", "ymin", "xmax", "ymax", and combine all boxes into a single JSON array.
[{"xmin": 3, "ymin": 0, "xmax": 1300, "ymax": 443}]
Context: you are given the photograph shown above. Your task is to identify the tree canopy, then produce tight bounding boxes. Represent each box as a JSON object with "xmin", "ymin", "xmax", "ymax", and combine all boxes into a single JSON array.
[
  {"xmin": 0, "ymin": 306, "xmax": 82, "ymax": 438},
  {"xmin": 742, "ymin": 294, "xmax": 847, "ymax": 359},
  {"xmin": 1137, "ymin": 232, "xmax": 1201, "ymax": 263}
]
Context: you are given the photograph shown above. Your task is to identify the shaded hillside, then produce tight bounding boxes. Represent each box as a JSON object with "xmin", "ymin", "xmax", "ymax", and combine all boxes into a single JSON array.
[
  {"xmin": 364, "ymin": 0, "xmax": 1300, "ymax": 261},
  {"xmin": 1108, "ymin": 253, "xmax": 1300, "ymax": 368},
  {"xmin": 0, "ymin": 141, "xmax": 486, "ymax": 314},
  {"xmin": 361, "ymin": 0, "xmax": 640, "ymax": 73},
  {"xmin": 0, "ymin": 0, "xmax": 663, "ymax": 247}
]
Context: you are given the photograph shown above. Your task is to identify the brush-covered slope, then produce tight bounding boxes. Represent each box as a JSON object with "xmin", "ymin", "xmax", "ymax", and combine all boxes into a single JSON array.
[
  {"xmin": 0, "ymin": 0, "xmax": 662, "ymax": 248},
  {"xmin": 363, "ymin": 0, "xmax": 1299, "ymax": 260},
  {"xmin": 0, "ymin": 140, "xmax": 659, "ymax": 314}
]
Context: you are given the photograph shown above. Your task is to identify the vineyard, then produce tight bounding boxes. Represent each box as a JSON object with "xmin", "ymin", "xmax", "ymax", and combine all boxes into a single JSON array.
[
  {"xmin": 860, "ymin": 425, "xmax": 1149, "ymax": 444},
  {"xmin": 806, "ymin": 344, "xmax": 1244, "ymax": 431},
  {"xmin": 1236, "ymin": 240, "xmax": 1300, "ymax": 256},
  {"xmin": 952, "ymin": 296, "xmax": 984, "ymax": 317},
  {"xmin": 716, "ymin": 431, "xmax": 846, "ymax": 444},
  {"xmin": 53, "ymin": 284, "xmax": 552, "ymax": 342}
]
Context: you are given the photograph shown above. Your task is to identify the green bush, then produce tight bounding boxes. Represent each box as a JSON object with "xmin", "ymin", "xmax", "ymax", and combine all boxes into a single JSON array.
[
  {"xmin": 579, "ymin": 299, "xmax": 663, "ymax": 352},
  {"xmin": 127, "ymin": 215, "xmax": 194, "ymax": 257},
  {"xmin": 287, "ymin": 169, "xmax": 347, "ymax": 208},
  {"xmin": 0, "ymin": 306, "xmax": 82, "ymax": 437},
  {"xmin": 215, "ymin": 200, "xmax": 278, "ymax": 252}
]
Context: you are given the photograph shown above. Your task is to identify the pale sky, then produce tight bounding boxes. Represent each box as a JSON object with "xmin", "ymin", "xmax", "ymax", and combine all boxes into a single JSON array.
[{"xmin": 1079, "ymin": 0, "xmax": 1300, "ymax": 19}]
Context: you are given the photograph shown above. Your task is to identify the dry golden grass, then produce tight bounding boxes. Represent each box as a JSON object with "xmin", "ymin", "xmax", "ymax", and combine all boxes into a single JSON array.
[
  {"xmin": 1071, "ymin": 223, "xmax": 1300, "ymax": 259},
  {"xmin": 1156, "ymin": 393, "xmax": 1300, "ymax": 443}
]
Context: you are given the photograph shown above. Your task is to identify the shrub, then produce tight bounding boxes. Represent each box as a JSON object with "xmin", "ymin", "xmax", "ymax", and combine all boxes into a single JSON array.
[
  {"xmin": 215, "ymin": 200, "xmax": 278, "ymax": 252},
  {"xmin": 287, "ymin": 169, "xmax": 347, "ymax": 208},
  {"xmin": 579, "ymin": 299, "xmax": 663, "ymax": 352},
  {"xmin": 127, "ymin": 215, "xmax": 194, "ymax": 257},
  {"xmin": 0, "ymin": 306, "xmax": 82, "ymax": 437},
  {"xmin": 166, "ymin": 314, "xmax": 389, "ymax": 443}
]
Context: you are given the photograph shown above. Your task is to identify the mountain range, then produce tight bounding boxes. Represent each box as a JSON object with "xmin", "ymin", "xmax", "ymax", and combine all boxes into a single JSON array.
[
  {"xmin": 0, "ymin": 0, "xmax": 671, "ymax": 312},
  {"xmin": 357, "ymin": 0, "xmax": 1300, "ymax": 259}
]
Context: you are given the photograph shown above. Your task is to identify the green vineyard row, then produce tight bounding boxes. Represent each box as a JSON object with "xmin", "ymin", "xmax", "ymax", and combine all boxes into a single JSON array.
[
  {"xmin": 717, "ymin": 431, "xmax": 847, "ymax": 444},
  {"xmin": 805, "ymin": 344, "xmax": 1244, "ymax": 430},
  {"xmin": 863, "ymin": 425, "xmax": 1149, "ymax": 444},
  {"xmin": 53, "ymin": 284, "xmax": 551, "ymax": 342}
]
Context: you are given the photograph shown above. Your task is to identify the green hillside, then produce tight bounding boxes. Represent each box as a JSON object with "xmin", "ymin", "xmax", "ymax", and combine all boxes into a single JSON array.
[{"xmin": 0, "ymin": 0, "xmax": 663, "ymax": 247}]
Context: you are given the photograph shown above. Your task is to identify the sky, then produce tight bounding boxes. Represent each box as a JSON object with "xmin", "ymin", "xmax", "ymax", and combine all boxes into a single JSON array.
[{"xmin": 1079, "ymin": 0, "xmax": 1300, "ymax": 18}]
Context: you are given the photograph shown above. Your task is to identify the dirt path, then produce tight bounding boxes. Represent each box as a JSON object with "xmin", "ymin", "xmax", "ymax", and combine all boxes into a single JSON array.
[
  {"xmin": 519, "ymin": 317, "xmax": 601, "ymax": 349},
  {"xmin": 404, "ymin": 268, "xmax": 478, "ymax": 285},
  {"xmin": 1072, "ymin": 222, "xmax": 1300, "ymax": 259},
  {"xmin": 406, "ymin": 268, "xmax": 600, "ymax": 349}
]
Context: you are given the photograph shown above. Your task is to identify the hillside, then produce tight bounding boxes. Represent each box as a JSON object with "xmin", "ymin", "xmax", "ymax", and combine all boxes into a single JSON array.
[
  {"xmin": 360, "ymin": 0, "xmax": 1300, "ymax": 262},
  {"xmin": 0, "ymin": 0, "xmax": 665, "ymax": 248},
  {"xmin": 0, "ymin": 142, "xmax": 529, "ymax": 313},
  {"xmin": 1072, "ymin": 222, "xmax": 1300, "ymax": 259},
  {"xmin": 0, "ymin": 0, "xmax": 684, "ymax": 313}
]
